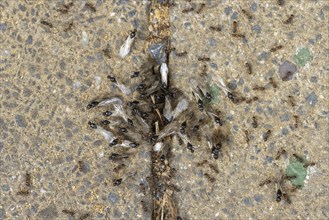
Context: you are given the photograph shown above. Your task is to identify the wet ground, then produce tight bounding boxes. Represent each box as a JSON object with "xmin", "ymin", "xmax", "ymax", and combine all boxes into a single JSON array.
[{"xmin": 0, "ymin": 0, "xmax": 328, "ymax": 219}]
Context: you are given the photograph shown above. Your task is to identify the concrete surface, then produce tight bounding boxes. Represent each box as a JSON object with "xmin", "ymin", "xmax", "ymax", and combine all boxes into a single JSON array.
[{"xmin": 0, "ymin": 0, "xmax": 328, "ymax": 219}]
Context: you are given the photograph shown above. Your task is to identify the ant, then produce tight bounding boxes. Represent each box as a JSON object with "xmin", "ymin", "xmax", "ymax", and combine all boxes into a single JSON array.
[
  {"xmin": 204, "ymin": 173, "xmax": 215, "ymax": 183},
  {"xmin": 212, "ymin": 144, "xmax": 221, "ymax": 159},
  {"xmin": 245, "ymin": 62, "xmax": 252, "ymax": 75},
  {"xmin": 275, "ymin": 148, "xmax": 286, "ymax": 160},
  {"xmin": 113, "ymin": 178, "xmax": 123, "ymax": 186},
  {"xmin": 252, "ymin": 116, "xmax": 258, "ymax": 128},
  {"xmin": 17, "ymin": 189, "xmax": 29, "ymax": 196},
  {"xmin": 232, "ymin": 21, "xmax": 238, "ymax": 33},
  {"xmin": 85, "ymin": 2, "xmax": 96, "ymax": 12},
  {"xmin": 253, "ymin": 85, "xmax": 266, "ymax": 91},
  {"xmin": 196, "ymin": 160, "xmax": 208, "ymax": 167},
  {"xmin": 187, "ymin": 142, "xmax": 194, "ymax": 153},
  {"xmin": 25, "ymin": 172, "xmax": 32, "ymax": 188},
  {"xmin": 293, "ymin": 115, "xmax": 299, "ymax": 128},
  {"xmin": 288, "ymin": 95, "xmax": 296, "ymax": 107},
  {"xmin": 40, "ymin": 20, "xmax": 53, "ymax": 28},
  {"xmin": 208, "ymin": 163, "xmax": 219, "ymax": 174},
  {"xmin": 182, "ymin": 7, "xmax": 194, "ymax": 13},
  {"xmin": 196, "ymin": 3, "xmax": 206, "ymax": 14},
  {"xmin": 284, "ymin": 14, "xmax": 294, "ymax": 24},
  {"xmin": 263, "ymin": 130, "xmax": 272, "ymax": 141},
  {"xmin": 210, "ymin": 26, "xmax": 221, "ymax": 32},
  {"xmin": 102, "ymin": 48, "xmax": 111, "ymax": 59},
  {"xmin": 270, "ymin": 45, "xmax": 283, "ymax": 52},
  {"xmin": 176, "ymin": 51, "xmax": 188, "ymax": 57},
  {"xmin": 79, "ymin": 213, "xmax": 90, "ymax": 220},
  {"xmin": 62, "ymin": 209, "xmax": 76, "ymax": 216},
  {"xmin": 131, "ymin": 71, "xmax": 140, "ymax": 78},
  {"xmin": 200, "ymin": 64, "xmax": 207, "ymax": 76},
  {"xmin": 243, "ymin": 130, "xmax": 250, "ymax": 144},
  {"xmin": 78, "ymin": 160, "xmax": 85, "ymax": 172},
  {"xmin": 198, "ymin": 57, "xmax": 210, "ymax": 62},
  {"xmin": 269, "ymin": 77, "xmax": 277, "ymax": 88},
  {"xmin": 241, "ymin": 9, "xmax": 253, "ymax": 20}
]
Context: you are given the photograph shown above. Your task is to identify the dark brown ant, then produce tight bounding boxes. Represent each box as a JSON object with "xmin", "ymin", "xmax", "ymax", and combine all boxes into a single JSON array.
[
  {"xmin": 139, "ymin": 183, "xmax": 146, "ymax": 195},
  {"xmin": 85, "ymin": 2, "xmax": 96, "ymax": 12},
  {"xmin": 277, "ymin": 0, "xmax": 285, "ymax": 6},
  {"xmin": 78, "ymin": 160, "xmax": 85, "ymax": 172},
  {"xmin": 198, "ymin": 57, "xmax": 210, "ymax": 61},
  {"xmin": 275, "ymin": 148, "xmax": 286, "ymax": 160},
  {"xmin": 62, "ymin": 209, "xmax": 76, "ymax": 216},
  {"xmin": 210, "ymin": 26, "xmax": 221, "ymax": 32},
  {"xmin": 101, "ymin": 120, "xmax": 110, "ymax": 125},
  {"xmin": 109, "ymin": 153, "xmax": 129, "ymax": 161},
  {"xmin": 292, "ymin": 153, "xmax": 305, "ymax": 163},
  {"xmin": 197, "ymin": 99, "xmax": 204, "ymax": 111},
  {"xmin": 40, "ymin": 20, "xmax": 53, "ymax": 28},
  {"xmin": 263, "ymin": 130, "xmax": 272, "ymax": 141},
  {"xmin": 107, "ymin": 75, "xmax": 117, "ymax": 83},
  {"xmin": 193, "ymin": 124, "xmax": 200, "ymax": 132},
  {"xmin": 246, "ymin": 96, "xmax": 259, "ymax": 104},
  {"xmin": 253, "ymin": 85, "xmax": 266, "ymax": 91},
  {"xmin": 259, "ymin": 178, "xmax": 273, "ymax": 186},
  {"xmin": 131, "ymin": 71, "xmax": 140, "ymax": 78},
  {"xmin": 196, "ymin": 160, "xmax": 208, "ymax": 167},
  {"xmin": 270, "ymin": 45, "xmax": 283, "ymax": 52},
  {"xmin": 127, "ymin": 118, "xmax": 134, "ymax": 126},
  {"xmin": 182, "ymin": 7, "xmax": 194, "ymax": 13},
  {"xmin": 102, "ymin": 48, "xmax": 111, "ymax": 59},
  {"xmin": 200, "ymin": 64, "xmax": 207, "ymax": 75},
  {"xmin": 206, "ymin": 92, "xmax": 212, "ymax": 102},
  {"xmin": 231, "ymin": 33, "xmax": 245, "ymax": 38},
  {"xmin": 196, "ymin": 3, "xmax": 206, "ymax": 14},
  {"xmin": 227, "ymin": 92, "xmax": 245, "ymax": 104},
  {"xmin": 113, "ymin": 164, "xmax": 126, "ymax": 173},
  {"xmin": 17, "ymin": 189, "xmax": 29, "ymax": 196},
  {"xmin": 204, "ymin": 173, "xmax": 215, "ymax": 182},
  {"xmin": 25, "ymin": 172, "xmax": 32, "ymax": 188},
  {"xmin": 269, "ymin": 77, "xmax": 277, "ymax": 88},
  {"xmin": 87, "ymin": 101, "xmax": 99, "ymax": 109},
  {"xmin": 64, "ymin": 22, "xmax": 73, "ymax": 32},
  {"xmin": 293, "ymin": 115, "xmax": 299, "ymax": 128},
  {"xmin": 109, "ymin": 139, "xmax": 118, "ymax": 147},
  {"xmin": 113, "ymin": 178, "xmax": 123, "ymax": 186},
  {"xmin": 303, "ymin": 162, "xmax": 316, "ymax": 168},
  {"xmin": 180, "ymin": 121, "xmax": 187, "ymax": 134},
  {"xmin": 214, "ymin": 116, "xmax": 223, "ymax": 126},
  {"xmin": 252, "ymin": 116, "xmax": 258, "ymax": 128},
  {"xmin": 288, "ymin": 95, "xmax": 296, "ymax": 107},
  {"xmin": 79, "ymin": 213, "xmax": 90, "ymax": 220},
  {"xmin": 103, "ymin": 110, "xmax": 112, "ymax": 116},
  {"xmin": 276, "ymin": 188, "xmax": 283, "ymax": 202},
  {"xmin": 212, "ymin": 144, "xmax": 221, "ymax": 159},
  {"xmin": 88, "ymin": 121, "xmax": 97, "ymax": 129},
  {"xmin": 243, "ymin": 130, "xmax": 250, "ymax": 144},
  {"xmin": 208, "ymin": 163, "xmax": 219, "ymax": 174},
  {"xmin": 241, "ymin": 9, "xmax": 253, "ymax": 19},
  {"xmin": 284, "ymin": 14, "xmax": 294, "ymax": 24},
  {"xmin": 245, "ymin": 62, "xmax": 252, "ymax": 75},
  {"xmin": 141, "ymin": 200, "xmax": 148, "ymax": 212},
  {"xmin": 176, "ymin": 51, "xmax": 188, "ymax": 57},
  {"xmin": 57, "ymin": 2, "xmax": 73, "ymax": 14},
  {"xmin": 232, "ymin": 21, "xmax": 238, "ymax": 33},
  {"xmin": 187, "ymin": 142, "xmax": 194, "ymax": 153}
]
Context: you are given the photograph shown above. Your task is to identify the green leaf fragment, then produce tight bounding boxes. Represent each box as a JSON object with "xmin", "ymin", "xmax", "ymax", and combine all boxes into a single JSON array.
[
  {"xmin": 293, "ymin": 47, "xmax": 313, "ymax": 67},
  {"xmin": 208, "ymin": 83, "xmax": 221, "ymax": 104},
  {"xmin": 286, "ymin": 156, "xmax": 307, "ymax": 187}
]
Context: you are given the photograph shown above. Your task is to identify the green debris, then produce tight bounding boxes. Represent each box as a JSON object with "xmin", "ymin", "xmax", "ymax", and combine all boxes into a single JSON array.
[
  {"xmin": 293, "ymin": 47, "xmax": 313, "ymax": 67},
  {"xmin": 286, "ymin": 156, "xmax": 308, "ymax": 187},
  {"xmin": 208, "ymin": 83, "xmax": 221, "ymax": 104}
]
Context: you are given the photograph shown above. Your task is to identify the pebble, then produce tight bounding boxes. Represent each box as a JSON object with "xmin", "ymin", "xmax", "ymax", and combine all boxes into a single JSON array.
[
  {"xmin": 280, "ymin": 113, "xmax": 290, "ymax": 121},
  {"xmin": 250, "ymin": 2, "xmax": 257, "ymax": 12},
  {"xmin": 15, "ymin": 114, "xmax": 27, "ymax": 127},
  {"xmin": 258, "ymin": 51, "xmax": 269, "ymax": 61},
  {"xmin": 108, "ymin": 192, "xmax": 118, "ymax": 204},
  {"xmin": 37, "ymin": 204, "xmax": 58, "ymax": 220},
  {"xmin": 0, "ymin": 23, "xmax": 7, "ymax": 32},
  {"xmin": 0, "ymin": 208, "xmax": 5, "ymax": 219},
  {"xmin": 252, "ymin": 24, "xmax": 261, "ymax": 34},
  {"xmin": 278, "ymin": 60, "xmax": 297, "ymax": 81},
  {"xmin": 310, "ymin": 76, "xmax": 317, "ymax": 83},
  {"xmin": 306, "ymin": 91, "xmax": 318, "ymax": 106},
  {"xmin": 224, "ymin": 6, "xmax": 232, "ymax": 15},
  {"xmin": 243, "ymin": 197, "xmax": 251, "ymax": 206},
  {"xmin": 265, "ymin": 156, "xmax": 273, "ymax": 164},
  {"xmin": 26, "ymin": 35, "xmax": 33, "ymax": 45},
  {"xmin": 228, "ymin": 80, "xmax": 237, "ymax": 90},
  {"xmin": 254, "ymin": 194, "xmax": 262, "ymax": 203},
  {"xmin": 231, "ymin": 11, "xmax": 238, "ymax": 20},
  {"xmin": 281, "ymin": 128, "xmax": 289, "ymax": 136}
]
